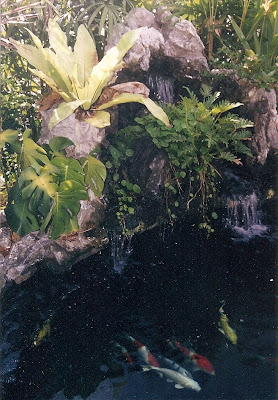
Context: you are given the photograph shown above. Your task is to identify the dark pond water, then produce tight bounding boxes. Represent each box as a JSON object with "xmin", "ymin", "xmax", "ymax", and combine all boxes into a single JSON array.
[{"xmin": 1, "ymin": 224, "xmax": 277, "ymax": 400}]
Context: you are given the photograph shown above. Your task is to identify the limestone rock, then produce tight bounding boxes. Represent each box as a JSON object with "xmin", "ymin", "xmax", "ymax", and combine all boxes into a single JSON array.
[
  {"xmin": 240, "ymin": 84, "xmax": 278, "ymax": 165},
  {"xmin": 1, "ymin": 229, "xmax": 108, "ymax": 289},
  {"xmin": 39, "ymin": 106, "xmax": 106, "ymax": 158},
  {"xmin": 107, "ymin": 7, "xmax": 208, "ymax": 78}
]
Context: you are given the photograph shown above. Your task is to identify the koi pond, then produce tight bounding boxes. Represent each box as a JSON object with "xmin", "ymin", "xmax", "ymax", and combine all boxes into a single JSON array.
[{"xmin": 1, "ymin": 223, "xmax": 277, "ymax": 400}]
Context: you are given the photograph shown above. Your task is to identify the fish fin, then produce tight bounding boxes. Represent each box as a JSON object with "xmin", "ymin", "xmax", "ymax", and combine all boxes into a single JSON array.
[
  {"xmin": 142, "ymin": 365, "xmax": 152, "ymax": 372},
  {"xmin": 218, "ymin": 328, "xmax": 225, "ymax": 335},
  {"xmin": 157, "ymin": 372, "xmax": 163, "ymax": 378},
  {"xmin": 174, "ymin": 384, "xmax": 184, "ymax": 389},
  {"xmin": 166, "ymin": 379, "xmax": 173, "ymax": 383}
]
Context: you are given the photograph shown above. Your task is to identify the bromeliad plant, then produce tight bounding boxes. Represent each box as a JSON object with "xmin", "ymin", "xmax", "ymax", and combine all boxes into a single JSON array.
[
  {"xmin": 10, "ymin": 19, "xmax": 170, "ymax": 130},
  {"xmin": 0, "ymin": 129, "xmax": 106, "ymax": 239},
  {"xmin": 128, "ymin": 84, "xmax": 254, "ymax": 230}
]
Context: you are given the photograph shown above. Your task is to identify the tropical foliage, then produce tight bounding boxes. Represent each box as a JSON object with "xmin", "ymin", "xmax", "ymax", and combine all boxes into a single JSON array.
[
  {"xmin": 0, "ymin": 130, "xmax": 106, "ymax": 239},
  {"xmin": 10, "ymin": 19, "xmax": 170, "ymax": 131},
  {"xmin": 111, "ymin": 85, "xmax": 254, "ymax": 231}
]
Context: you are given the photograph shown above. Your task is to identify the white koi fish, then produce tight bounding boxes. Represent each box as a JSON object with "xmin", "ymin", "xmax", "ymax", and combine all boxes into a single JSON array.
[{"xmin": 143, "ymin": 365, "xmax": 201, "ymax": 391}]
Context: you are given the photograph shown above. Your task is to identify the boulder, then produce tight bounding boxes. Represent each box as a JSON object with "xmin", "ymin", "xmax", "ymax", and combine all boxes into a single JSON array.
[
  {"xmin": 39, "ymin": 106, "xmax": 106, "ymax": 158},
  {"xmin": 107, "ymin": 7, "xmax": 208, "ymax": 79},
  {"xmin": 0, "ymin": 228, "xmax": 108, "ymax": 290}
]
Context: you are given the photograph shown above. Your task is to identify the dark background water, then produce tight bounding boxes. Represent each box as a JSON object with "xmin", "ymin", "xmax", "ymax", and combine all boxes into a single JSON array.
[{"xmin": 1, "ymin": 224, "xmax": 277, "ymax": 400}]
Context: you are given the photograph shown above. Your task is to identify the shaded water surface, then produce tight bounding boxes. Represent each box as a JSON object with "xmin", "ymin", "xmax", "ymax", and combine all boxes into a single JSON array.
[{"xmin": 1, "ymin": 225, "xmax": 277, "ymax": 399}]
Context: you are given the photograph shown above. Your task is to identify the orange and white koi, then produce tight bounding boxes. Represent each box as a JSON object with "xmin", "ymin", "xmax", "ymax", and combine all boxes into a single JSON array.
[
  {"xmin": 115, "ymin": 342, "xmax": 134, "ymax": 365},
  {"xmin": 125, "ymin": 334, "xmax": 160, "ymax": 367},
  {"xmin": 171, "ymin": 340, "xmax": 215, "ymax": 375}
]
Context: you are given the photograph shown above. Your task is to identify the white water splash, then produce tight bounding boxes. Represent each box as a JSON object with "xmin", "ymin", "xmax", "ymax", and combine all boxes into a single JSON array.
[
  {"xmin": 110, "ymin": 232, "xmax": 133, "ymax": 274},
  {"xmin": 225, "ymin": 191, "xmax": 269, "ymax": 240}
]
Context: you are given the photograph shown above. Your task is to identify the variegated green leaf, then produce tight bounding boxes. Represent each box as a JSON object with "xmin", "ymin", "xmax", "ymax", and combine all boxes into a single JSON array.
[
  {"xmin": 46, "ymin": 180, "xmax": 88, "ymax": 239},
  {"xmin": 86, "ymin": 111, "xmax": 111, "ymax": 128},
  {"xmin": 0, "ymin": 129, "xmax": 18, "ymax": 150},
  {"xmin": 84, "ymin": 155, "xmax": 107, "ymax": 197},
  {"xmin": 49, "ymin": 99, "xmax": 85, "ymax": 129},
  {"xmin": 21, "ymin": 130, "xmax": 50, "ymax": 173},
  {"xmin": 19, "ymin": 166, "xmax": 58, "ymax": 216},
  {"xmin": 74, "ymin": 24, "xmax": 98, "ymax": 88},
  {"xmin": 87, "ymin": 28, "xmax": 143, "ymax": 105},
  {"xmin": 5, "ymin": 183, "xmax": 40, "ymax": 236},
  {"xmin": 47, "ymin": 19, "xmax": 75, "ymax": 77},
  {"xmin": 95, "ymin": 92, "xmax": 171, "ymax": 126},
  {"xmin": 51, "ymin": 156, "xmax": 85, "ymax": 185}
]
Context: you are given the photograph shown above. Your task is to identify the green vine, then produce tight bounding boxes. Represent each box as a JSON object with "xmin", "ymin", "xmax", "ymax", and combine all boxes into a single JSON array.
[{"xmin": 107, "ymin": 84, "xmax": 254, "ymax": 233}]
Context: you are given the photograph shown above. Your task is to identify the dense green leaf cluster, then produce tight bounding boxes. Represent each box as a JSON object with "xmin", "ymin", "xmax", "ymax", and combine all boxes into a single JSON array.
[
  {"xmin": 0, "ymin": 130, "xmax": 106, "ymax": 239},
  {"xmin": 102, "ymin": 137, "xmax": 142, "ymax": 237},
  {"xmin": 110, "ymin": 85, "xmax": 253, "ymax": 231}
]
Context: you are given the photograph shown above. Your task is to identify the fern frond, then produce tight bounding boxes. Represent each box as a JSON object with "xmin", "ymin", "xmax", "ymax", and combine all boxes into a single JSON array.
[
  {"xmin": 211, "ymin": 100, "xmax": 243, "ymax": 115},
  {"xmin": 233, "ymin": 142, "xmax": 253, "ymax": 156},
  {"xmin": 230, "ymin": 117, "xmax": 254, "ymax": 129},
  {"xmin": 231, "ymin": 129, "xmax": 252, "ymax": 140},
  {"xmin": 200, "ymin": 84, "xmax": 212, "ymax": 99},
  {"xmin": 219, "ymin": 151, "xmax": 238, "ymax": 162},
  {"xmin": 183, "ymin": 87, "xmax": 199, "ymax": 103}
]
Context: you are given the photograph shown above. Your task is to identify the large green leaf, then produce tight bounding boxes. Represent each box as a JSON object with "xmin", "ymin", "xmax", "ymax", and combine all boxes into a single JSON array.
[
  {"xmin": 51, "ymin": 156, "xmax": 85, "ymax": 184},
  {"xmin": 10, "ymin": 37, "xmax": 73, "ymax": 98},
  {"xmin": 20, "ymin": 130, "xmax": 50, "ymax": 173},
  {"xmin": 49, "ymin": 99, "xmax": 85, "ymax": 129},
  {"xmin": 74, "ymin": 24, "xmax": 98, "ymax": 88},
  {"xmin": 95, "ymin": 92, "xmax": 171, "ymax": 126},
  {"xmin": 0, "ymin": 129, "xmax": 18, "ymax": 150},
  {"xmin": 84, "ymin": 155, "xmax": 107, "ymax": 197},
  {"xmin": 18, "ymin": 166, "xmax": 58, "ymax": 217},
  {"xmin": 87, "ymin": 28, "xmax": 143, "ymax": 105},
  {"xmin": 86, "ymin": 111, "xmax": 111, "ymax": 128},
  {"xmin": 45, "ymin": 180, "xmax": 88, "ymax": 239},
  {"xmin": 49, "ymin": 136, "xmax": 74, "ymax": 157},
  {"xmin": 5, "ymin": 184, "xmax": 40, "ymax": 236},
  {"xmin": 47, "ymin": 19, "xmax": 75, "ymax": 78}
]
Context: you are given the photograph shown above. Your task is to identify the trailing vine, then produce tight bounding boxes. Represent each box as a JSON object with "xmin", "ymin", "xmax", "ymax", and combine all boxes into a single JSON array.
[{"xmin": 104, "ymin": 85, "xmax": 254, "ymax": 234}]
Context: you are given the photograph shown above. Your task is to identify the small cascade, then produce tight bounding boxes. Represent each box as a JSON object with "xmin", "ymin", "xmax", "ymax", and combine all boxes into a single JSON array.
[
  {"xmin": 109, "ymin": 231, "xmax": 133, "ymax": 274},
  {"xmin": 225, "ymin": 191, "xmax": 268, "ymax": 240},
  {"xmin": 147, "ymin": 73, "xmax": 175, "ymax": 104}
]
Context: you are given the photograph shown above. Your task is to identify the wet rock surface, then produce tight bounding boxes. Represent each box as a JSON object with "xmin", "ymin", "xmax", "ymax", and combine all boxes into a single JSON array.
[{"xmin": 0, "ymin": 228, "xmax": 108, "ymax": 290}]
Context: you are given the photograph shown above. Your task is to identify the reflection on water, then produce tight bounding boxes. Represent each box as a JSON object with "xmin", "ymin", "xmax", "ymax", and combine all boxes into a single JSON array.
[{"xmin": 1, "ymin": 224, "xmax": 277, "ymax": 399}]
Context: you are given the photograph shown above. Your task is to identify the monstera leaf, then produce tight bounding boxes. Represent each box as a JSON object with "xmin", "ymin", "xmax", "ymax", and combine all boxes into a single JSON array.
[
  {"xmin": 42, "ymin": 180, "xmax": 88, "ymax": 239},
  {"xmin": 5, "ymin": 184, "xmax": 40, "ymax": 236},
  {"xmin": 51, "ymin": 156, "xmax": 85, "ymax": 185},
  {"xmin": 20, "ymin": 129, "xmax": 50, "ymax": 173},
  {"xmin": 84, "ymin": 155, "xmax": 107, "ymax": 197},
  {"xmin": 0, "ymin": 129, "xmax": 18, "ymax": 150},
  {"xmin": 48, "ymin": 136, "xmax": 74, "ymax": 158},
  {"xmin": 18, "ymin": 165, "xmax": 58, "ymax": 217}
]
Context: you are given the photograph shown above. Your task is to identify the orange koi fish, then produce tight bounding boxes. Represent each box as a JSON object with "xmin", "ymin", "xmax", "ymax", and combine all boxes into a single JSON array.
[
  {"xmin": 125, "ymin": 334, "xmax": 160, "ymax": 367},
  {"xmin": 173, "ymin": 340, "xmax": 215, "ymax": 375}
]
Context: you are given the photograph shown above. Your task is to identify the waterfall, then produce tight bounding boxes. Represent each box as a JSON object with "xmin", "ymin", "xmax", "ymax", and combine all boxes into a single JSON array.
[
  {"xmin": 225, "ymin": 191, "xmax": 268, "ymax": 240},
  {"xmin": 109, "ymin": 231, "xmax": 133, "ymax": 274},
  {"xmin": 147, "ymin": 74, "xmax": 175, "ymax": 104}
]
